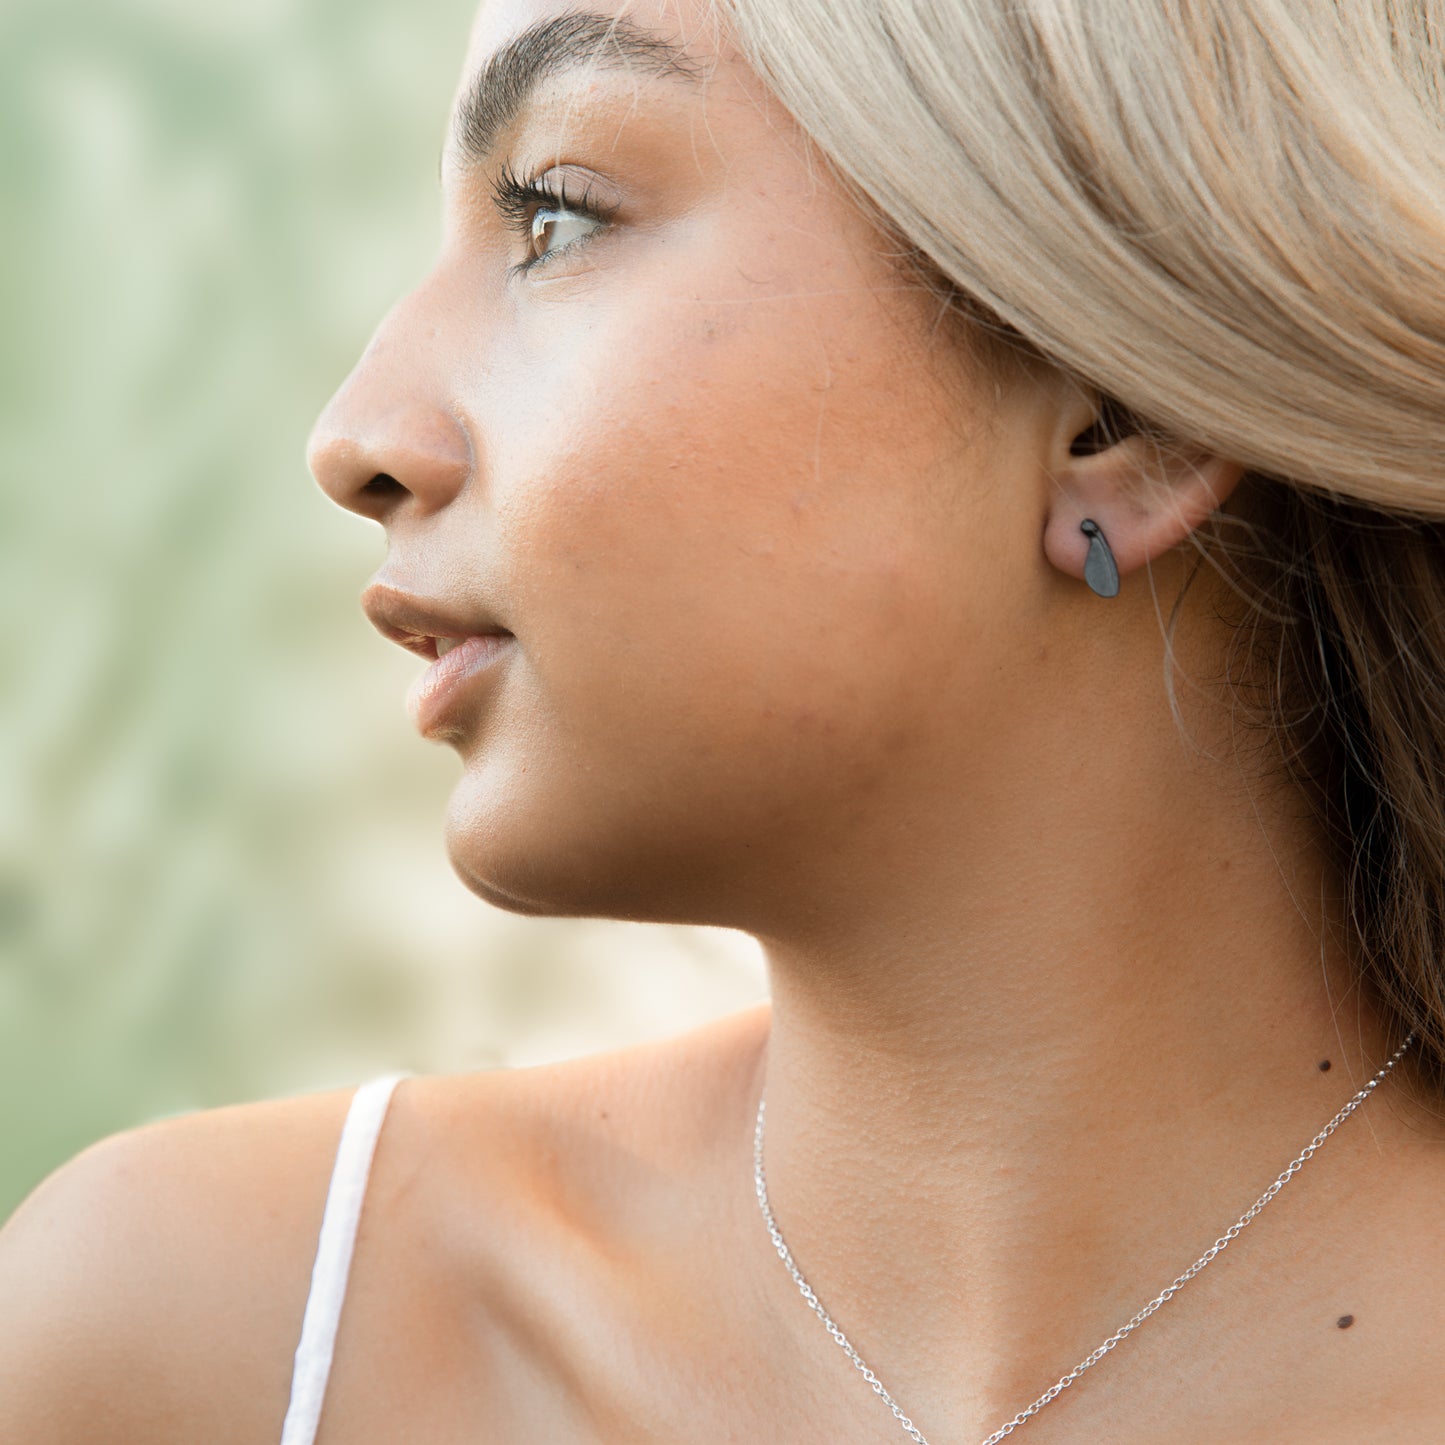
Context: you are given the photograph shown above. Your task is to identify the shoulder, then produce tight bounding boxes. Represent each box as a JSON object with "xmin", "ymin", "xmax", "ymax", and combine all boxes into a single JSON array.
[
  {"xmin": 305, "ymin": 1004, "xmax": 770, "ymax": 1440},
  {"xmin": 354, "ymin": 1003, "xmax": 769, "ymax": 1307},
  {"xmin": 0, "ymin": 1082, "xmax": 362, "ymax": 1444},
  {"xmin": 0, "ymin": 1005, "xmax": 770, "ymax": 1445},
  {"xmin": 383, "ymin": 1002, "xmax": 768, "ymax": 1217}
]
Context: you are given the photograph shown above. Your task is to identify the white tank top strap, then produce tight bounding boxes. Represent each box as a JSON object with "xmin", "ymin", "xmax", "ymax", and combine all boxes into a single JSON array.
[{"xmin": 279, "ymin": 1072, "xmax": 409, "ymax": 1445}]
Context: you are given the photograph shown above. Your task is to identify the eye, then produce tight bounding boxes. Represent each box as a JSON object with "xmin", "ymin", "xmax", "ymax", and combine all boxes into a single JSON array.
[
  {"xmin": 527, "ymin": 205, "xmax": 603, "ymax": 265},
  {"xmin": 489, "ymin": 161, "xmax": 616, "ymax": 274}
]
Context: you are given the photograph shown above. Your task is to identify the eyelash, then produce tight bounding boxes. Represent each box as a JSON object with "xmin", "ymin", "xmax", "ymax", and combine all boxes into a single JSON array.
[{"xmin": 489, "ymin": 160, "xmax": 616, "ymax": 274}]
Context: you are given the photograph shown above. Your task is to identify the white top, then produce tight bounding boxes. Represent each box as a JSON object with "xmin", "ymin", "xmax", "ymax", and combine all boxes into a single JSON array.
[{"xmin": 278, "ymin": 1074, "xmax": 408, "ymax": 1445}]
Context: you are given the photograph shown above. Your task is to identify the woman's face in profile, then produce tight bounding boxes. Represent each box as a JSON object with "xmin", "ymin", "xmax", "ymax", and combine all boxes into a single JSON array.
[{"xmin": 309, "ymin": 0, "xmax": 1050, "ymax": 926}]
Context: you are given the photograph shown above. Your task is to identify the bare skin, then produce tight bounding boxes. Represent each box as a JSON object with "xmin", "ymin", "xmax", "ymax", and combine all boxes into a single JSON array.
[{"xmin": 4, "ymin": 0, "xmax": 1444, "ymax": 1441}]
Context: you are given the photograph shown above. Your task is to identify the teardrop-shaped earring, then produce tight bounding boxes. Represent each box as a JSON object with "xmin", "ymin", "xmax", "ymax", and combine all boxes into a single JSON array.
[{"xmin": 1079, "ymin": 518, "xmax": 1119, "ymax": 598}]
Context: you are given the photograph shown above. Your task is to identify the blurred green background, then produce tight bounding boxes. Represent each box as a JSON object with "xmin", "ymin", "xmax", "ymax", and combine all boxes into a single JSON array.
[{"xmin": 0, "ymin": 0, "xmax": 764, "ymax": 1219}]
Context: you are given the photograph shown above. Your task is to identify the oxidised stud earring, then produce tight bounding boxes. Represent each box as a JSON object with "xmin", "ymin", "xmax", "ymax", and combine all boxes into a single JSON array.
[{"xmin": 1079, "ymin": 518, "xmax": 1119, "ymax": 598}]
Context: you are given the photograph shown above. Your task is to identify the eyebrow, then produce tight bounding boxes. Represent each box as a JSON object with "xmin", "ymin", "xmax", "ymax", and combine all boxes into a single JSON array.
[{"xmin": 452, "ymin": 12, "xmax": 701, "ymax": 166}]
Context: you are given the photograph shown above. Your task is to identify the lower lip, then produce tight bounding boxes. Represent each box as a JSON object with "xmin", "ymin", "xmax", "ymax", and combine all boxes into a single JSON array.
[{"xmin": 406, "ymin": 633, "xmax": 513, "ymax": 737}]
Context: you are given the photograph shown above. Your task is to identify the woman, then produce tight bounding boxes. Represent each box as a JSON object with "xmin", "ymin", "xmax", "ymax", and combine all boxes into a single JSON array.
[{"xmin": 4, "ymin": 0, "xmax": 1443, "ymax": 1439}]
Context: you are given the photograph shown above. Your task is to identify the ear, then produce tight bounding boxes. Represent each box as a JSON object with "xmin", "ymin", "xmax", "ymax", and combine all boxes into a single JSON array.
[{"xmin": 1040, "ymin": 388, "xmax": 1245, "ymax": 593}]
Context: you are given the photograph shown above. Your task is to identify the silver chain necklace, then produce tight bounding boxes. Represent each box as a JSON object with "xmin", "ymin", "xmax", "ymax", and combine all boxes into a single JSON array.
[{"xmin": 753, "ymin": 1030, "xmax": 1415, "ymax": 1445}]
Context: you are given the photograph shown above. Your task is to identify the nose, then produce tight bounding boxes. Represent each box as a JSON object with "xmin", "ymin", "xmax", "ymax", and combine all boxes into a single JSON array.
[{"xmin": 307, "ymin": 298, "xmax": 472, "ymax": 525}]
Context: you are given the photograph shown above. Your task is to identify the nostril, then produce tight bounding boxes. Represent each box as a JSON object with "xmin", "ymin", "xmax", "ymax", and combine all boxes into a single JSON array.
[
  {"xmin": 308, "ymin": 396, "xmax": 470, "ymax": 519},
  {"xmin": 351, "ymin": 473, "xmax": 410, "ymax": 520},
  {"xmin": 362, "ymin": 473, "xmax": 407, "ymax": 499}
]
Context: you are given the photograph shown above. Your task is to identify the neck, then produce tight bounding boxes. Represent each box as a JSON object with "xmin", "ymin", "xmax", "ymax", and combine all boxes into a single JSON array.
[{"xmin": 734, "ymin": 642, "xmax": 1417, "ymax": 1437}]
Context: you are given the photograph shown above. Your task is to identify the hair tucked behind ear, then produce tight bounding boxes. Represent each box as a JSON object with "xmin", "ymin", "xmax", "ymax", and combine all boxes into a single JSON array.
[{"xmin": 715, "ymin": 0, "xmax": 1445, "ymax": 1080}]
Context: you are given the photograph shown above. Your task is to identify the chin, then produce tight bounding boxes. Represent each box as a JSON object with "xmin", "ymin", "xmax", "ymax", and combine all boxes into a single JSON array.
[
  {"xmin": 441, "ymin": 771, "xmax": 584, "ymax": 918},
  {"xmin": 441, "ymin": 768, "xmax": 668, "ymax": 924},
  {"xmin": 440, "ymin": 757, "xmax": 764, "ymax": 928},
  {"xmin": 445, "ymin": 858, "xmax": 568, "ymax": 918}
]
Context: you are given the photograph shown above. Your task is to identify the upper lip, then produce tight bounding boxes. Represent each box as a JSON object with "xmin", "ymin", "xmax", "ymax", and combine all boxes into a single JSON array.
[{"xmin": 361, "ymin": 580, "xmax": 511, "ymax": 659}]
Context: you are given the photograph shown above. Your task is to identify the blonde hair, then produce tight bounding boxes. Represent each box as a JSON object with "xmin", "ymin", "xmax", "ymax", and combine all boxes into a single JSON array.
[{"xmin": 716, "ymin": 0, "xmax": 1445, "ymax": 1076}]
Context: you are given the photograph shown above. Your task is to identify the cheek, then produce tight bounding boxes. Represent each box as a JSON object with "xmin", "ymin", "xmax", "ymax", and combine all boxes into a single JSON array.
[
  {"xmin": 439, "ymin": 211, "xmax": 1033, "ymax": 916},
  {"xmin": 484, "ymin": 278, "xmax": 998, "ymax": 789}
]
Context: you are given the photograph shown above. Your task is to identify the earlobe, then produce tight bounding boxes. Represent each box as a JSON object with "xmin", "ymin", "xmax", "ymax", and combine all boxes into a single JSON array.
[{"xmin": 1043, "ymin": 433, "xmax": 1244, "ymax": 596}]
